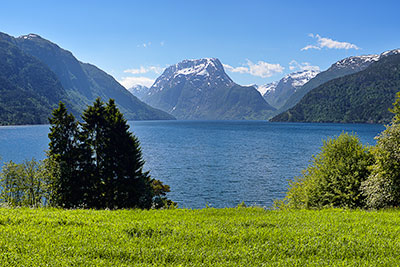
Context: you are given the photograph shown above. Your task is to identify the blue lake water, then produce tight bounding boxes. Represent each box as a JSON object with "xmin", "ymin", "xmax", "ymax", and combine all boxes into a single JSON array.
[{"xmin": 0, "ymin": 121, "xmax": 385, "ymax": 209}]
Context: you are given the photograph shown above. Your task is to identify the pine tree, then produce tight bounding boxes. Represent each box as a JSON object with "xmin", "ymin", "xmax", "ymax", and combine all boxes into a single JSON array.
[
  {"xmin": 48, "ymin": 102, "xmax": 81, "ymax": 207},
  {"xmin": 80, "ymin": 98, "xmax": 153, "ymax": 209},
  {"xmin": 48, "ymin": 99, "xmax": 173, "ymax": 209}
]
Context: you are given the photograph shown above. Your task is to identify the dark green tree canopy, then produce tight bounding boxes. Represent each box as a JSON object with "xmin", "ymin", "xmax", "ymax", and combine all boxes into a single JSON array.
[{"xmin": 48, "ymin": 98, "xmax": 173, "ymax": 209}]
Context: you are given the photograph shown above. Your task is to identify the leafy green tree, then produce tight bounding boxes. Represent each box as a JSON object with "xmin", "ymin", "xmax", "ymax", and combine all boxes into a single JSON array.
[
  {"xmin": 280, "ymin": 133, "xmax": 373, "ymax": 209},
  {"xmin": 362, "ymin": 92, "xmax": 400, "ymax": 208},
  {"xmin": 0, "ymin": 158, "xmax": 57, "ymax": 207}
]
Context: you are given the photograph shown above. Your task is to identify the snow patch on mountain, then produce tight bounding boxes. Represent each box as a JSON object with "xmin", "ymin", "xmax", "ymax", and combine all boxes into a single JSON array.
[
  {"xmin": 150, "ymin": 58, "xmax": 234, "ymax": 95},
  {"xmin": 255, "ymin": 82, "xmax": 278, "ymax": 96},
  {"xmin": 333, "ymin": 49, "xmax": 400, "ymax": 70},
  {"xmin": 281, "ymin": 70, "xmax": 320, "ymax": 89}
]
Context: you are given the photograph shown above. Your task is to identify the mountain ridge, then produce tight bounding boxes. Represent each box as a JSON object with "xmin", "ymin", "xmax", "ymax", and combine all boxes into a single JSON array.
[
  {"xmin": 271, "ymin": 52, "xmax": 400, "ymax": 123},
  {"xmin": 276, "ymin": 49, "xmax": 400, "ymax": 114},
  {"xmin": 4, "ymin": 32, "xmax": 175, "ymax": 121},
  {"xmin": 142, "ymin": 58, "xmax": 276, "ymax": 120}
]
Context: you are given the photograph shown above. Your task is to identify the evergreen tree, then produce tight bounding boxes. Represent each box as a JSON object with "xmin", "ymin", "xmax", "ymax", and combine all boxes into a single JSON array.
[
  {"xmin": 48, "ymin": 102, "xmax": 82, "ymax": 207},
  {"xmin": 48, "ymin": 99, "xmax": 173, "ymax": 209},
  {"xmin": 80, "ymin": 98, "xmax": 153, "ymax": 209}
]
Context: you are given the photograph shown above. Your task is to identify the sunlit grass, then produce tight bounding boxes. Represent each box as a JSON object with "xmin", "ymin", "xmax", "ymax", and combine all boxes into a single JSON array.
[{"xmin": 0, "ymin": 207, "xmax": 399, "ymax": 266}]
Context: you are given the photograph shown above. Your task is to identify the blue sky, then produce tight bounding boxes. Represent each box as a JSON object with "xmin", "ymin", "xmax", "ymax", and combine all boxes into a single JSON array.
[{"xmin": 1, "ymin": 0, "xmax": 399, "ymax": 88}]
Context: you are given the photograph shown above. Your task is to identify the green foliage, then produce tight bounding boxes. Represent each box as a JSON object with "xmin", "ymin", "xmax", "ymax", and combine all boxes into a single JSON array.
[
  {"xmin": 2, "ymin": 207, "xmax": 400, "ymax": 265},
  {"xmin": 272, "ymin": 54, "xmax": 400, "ymax": 123},
  {"xmin": 281, "ymin": 133, "xmax": 373, "ymax": 209},
  {"xmin": 0, "ymin": 158, "xmax": 58, "ymax": 207},
  {"xmin": 362, "ymin": 94, "xmax": 400, "ymax": 208},
  {"xmin": 48, "ymin": 98, "xmax": 172, "ymax": 209}
]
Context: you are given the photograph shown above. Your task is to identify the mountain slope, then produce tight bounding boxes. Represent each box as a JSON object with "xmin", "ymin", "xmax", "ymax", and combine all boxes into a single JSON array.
[
  {"xmin": 0, "ymin": 33, "xmax": 72, "ymax": 125},
  {"xmin": 259, "ymin": 70, "xmax": 319, "ymax": 109},
  {"xmin": 277, "ymin": 54, "xmax": 380, "ymax": 113},
  {"xmin": 143, "ymin": 58, "xmax": 275, "ymax": 120},
  {"xmin": 10, "ymin": 33, "xmax": 174, "ymax": 120},
  {"xmin": 271, "ymin": 53, "xmax": 400, "ymax": 123},
  {"xmin": 128, "ymin": 85, "xmax": 150, "ymax": 101}
]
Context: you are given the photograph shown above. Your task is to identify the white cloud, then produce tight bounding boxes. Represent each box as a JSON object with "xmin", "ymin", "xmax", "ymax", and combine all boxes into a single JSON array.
[
  {"xmin": 301, "ymin": 45, "xmax": 321, "ymax": 51},
  {"xmin": 118, "ymin": 76, "xmax": 155, "ymax": 89},
  {"xmin": 302, "ymin": 34, "xmax": 360, "ymax": 51},
  {"xmin": 223, "ymin": 60, "xmax": 284, "ymax": 78},
  {"xmin": 137, "ymin": 42, "xmax": 152, "ymax": 48},
  {"xmin": 124, "ymin": 66, "xmax": 164, "ymax": 75},
  {"xmin": 289, "ymin": 60, "xmax": 320, "ymax": 72},
  {"xmin": 223, "ymin": 64, "xmax": 248, "ymax": 74},
  {"xmin": 160, "ymin": 41, "xmax": 165, "ymax": 46}
]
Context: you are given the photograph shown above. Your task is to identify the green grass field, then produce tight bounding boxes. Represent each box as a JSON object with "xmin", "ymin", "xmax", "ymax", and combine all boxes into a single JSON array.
[{"xmin": 1, "ymin": 207, "xmax": 399, "ymax": 266}]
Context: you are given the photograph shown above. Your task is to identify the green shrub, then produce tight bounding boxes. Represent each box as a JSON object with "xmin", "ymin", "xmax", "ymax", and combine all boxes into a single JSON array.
[
  {"xmin": 361, "ymin": 92, "xmax": 400, "ymax": 209},
  {"xmin": 0, "ymin": 158, "xmax": 59, "ymax": 207},
  {"xmin": 280, "ymin": 133, "xmax": 373, "ymax": 209},
  {"xmin": 361, "ymin": 123, "xmax": 400, "ymax": 209}
]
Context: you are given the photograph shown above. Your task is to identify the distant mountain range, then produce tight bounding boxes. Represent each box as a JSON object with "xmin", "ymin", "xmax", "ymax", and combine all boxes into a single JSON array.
[
  {"xmin": 275, "ymin": 53, "xmax": 384, "ymax": 115},
  {"xmin": 1, "ymin": 29, "xmax": 399, "ymax": 124},
  {"xmin": 129, "ymin": 50, "xmax": 400, "ymax": 123},
  {"xmin": 0, "ymin": 32, "xmax": 174, "ymax": 125},
  {"xmin": 255, "ymin": 70, "xmax": 319, "ymax": 109},
  {"xmin": 271, "ymin": 50, "xmax": 400, "ymax": 123},
  {"xmin": 140, "ymin": 58, "xmax": 276, "ymax": 120}
]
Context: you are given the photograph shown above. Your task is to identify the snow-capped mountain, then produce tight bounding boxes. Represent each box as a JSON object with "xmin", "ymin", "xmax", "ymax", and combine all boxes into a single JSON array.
[
  {"xmin": 256, "ymin": 70, "xmax": 319, "ymax": 109},
  {"xmin": 332, "ymin": 55, "xmax": 380, "ymax": 70},
  {"xmin": 128, "ymin": 84, "xmax": 149, "ymax": 101},
  {"xmin": 255, "ymin": 82, "xmax": 277, "ymax": 96},
  {"xmin": 332, "ymin": 49, "xmax": 400, "ymax": 71},
  {"xmin": 142, "ymin": 58, "xmax": 276, "ymax": 120},
  {"xmin": 275, "ymin": 48, "xmax": 400, "ymax": 115},
  {"xmin": 148, "ymin": 58, "xmax": 234, "ymax": 96}
]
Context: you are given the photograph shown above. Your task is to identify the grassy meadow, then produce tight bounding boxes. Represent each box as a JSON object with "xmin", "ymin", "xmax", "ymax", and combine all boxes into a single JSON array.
[{"xmin": 0, "ymin": 207, "xmax": 400, "ymax": 266}]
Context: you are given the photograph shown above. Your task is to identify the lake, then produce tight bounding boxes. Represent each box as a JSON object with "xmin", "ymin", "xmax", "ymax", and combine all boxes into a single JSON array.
[{"xmin": 0, "ymin": 121, "xmax": 384, "ymax": 208}]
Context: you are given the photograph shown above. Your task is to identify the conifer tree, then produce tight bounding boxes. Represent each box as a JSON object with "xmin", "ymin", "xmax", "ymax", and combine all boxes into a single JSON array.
[
  {"xmin": 80, "ymin": 98, "xmax": 153, "ymax": 209},
  {"xmin": 48, "ymin": 102, "xmax": 81, "ymax": 207},
  {"xmin": 48, "ymin": 99, "xmax": 173, "ymax": 209}
]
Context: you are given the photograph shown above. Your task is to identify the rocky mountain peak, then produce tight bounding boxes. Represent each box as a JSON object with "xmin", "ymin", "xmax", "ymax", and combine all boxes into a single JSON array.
[{"xmin": 150, "ymin": 58, "xmax": 234, "ymax": 94}]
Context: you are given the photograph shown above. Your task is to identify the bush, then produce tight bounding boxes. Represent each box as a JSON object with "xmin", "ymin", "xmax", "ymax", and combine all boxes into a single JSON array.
[
  {"xmin": 361, "ymin": 123, "xmax": 400, "ymax": 209},
  {"xmin": 0, "ymin": 158, "xmax": 59, "ymax": 207},
  {"xmin": 280, "ymin": 133, "xmax": 373, "ymax": 209},
  {"xmin": 361, "ymin": 92, "xmax": 400, "ymax": 209}
]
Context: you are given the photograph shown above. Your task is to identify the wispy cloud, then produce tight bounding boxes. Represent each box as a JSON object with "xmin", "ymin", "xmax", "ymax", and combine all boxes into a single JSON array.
[
  {"xmin": 124, "ymin": 66, "xmax": 164, "ymax": 75},
  {"xmin": 289, "ymin": 60, "xmax": 320, "ymax": 72},
  {"xmin": 137, "ymin": 42, "xmax": 152, "ymax": 48},
  {"xmin": 223, "ymin": 60, "xmax": 284, "ymax": 78},
  {"xmin": 118, "ymin": 76, "xmax": 155, "ymax": 88},
  {"xmin": 301, "ymin": 34, "xmax": 360, "ymax": 51}
]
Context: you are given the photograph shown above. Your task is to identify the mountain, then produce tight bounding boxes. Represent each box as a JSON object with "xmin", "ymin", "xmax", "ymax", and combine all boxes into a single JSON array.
[
  {"xmin": 271, "ymin": 51, "xmax": 400, "ymax": 123},
  {"xmin": 0, "ymin": 33, "xmax": 74, "ymax": 125},
  {"xmin": 128, "ymin": 84, "xmax": 150, "ymax": 101},
  {"xmin": 277, "ymin": 54, "xmax": 381, "ymax": 114},
  {"xmin": 257, "ymin": 70, "xmax": 319, "ymax": 109},
  {"xmin": 255, "ymin": 82, "xmax": 277, "ymax": 98},
  {"xmin": 142, "ymin": 58, "xmax": 276, "ymax": 120},
  {"xmin": 2, "ymin": 33, "xmax": 174, "ymax": 121}
]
